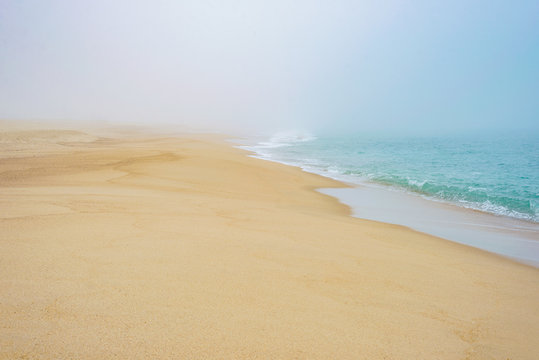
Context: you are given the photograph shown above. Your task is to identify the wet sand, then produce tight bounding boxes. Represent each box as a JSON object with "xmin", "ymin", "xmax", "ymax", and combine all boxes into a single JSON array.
[
  {"xmin": 1, "ymin": 124, "xmax": 539, "ymax": 359},
  {"xmin": 320, "ymin": 184, "xmax": 539, "ymax": 267}
]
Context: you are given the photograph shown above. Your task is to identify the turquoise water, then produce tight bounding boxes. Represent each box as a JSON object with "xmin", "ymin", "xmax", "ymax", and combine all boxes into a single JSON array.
[{"xmin": 246, "ymin": 132, "xmax": 539, "ymax": 223}]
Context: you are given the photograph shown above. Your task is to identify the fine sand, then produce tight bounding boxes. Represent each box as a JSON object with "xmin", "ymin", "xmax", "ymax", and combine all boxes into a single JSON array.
[{"xmin": 1, "ymin": 124, "xmax": 538, "ymax": 359}]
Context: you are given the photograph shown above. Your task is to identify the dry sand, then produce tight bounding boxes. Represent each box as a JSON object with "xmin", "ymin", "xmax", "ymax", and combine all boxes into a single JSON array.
[{"xmin": 1, "ymin": 124, "xmax": 538, "ymax": 359}]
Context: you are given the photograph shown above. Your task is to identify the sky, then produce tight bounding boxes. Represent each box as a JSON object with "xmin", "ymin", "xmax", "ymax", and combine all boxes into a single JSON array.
[{"xmin": 0, "ymin": 0, "xmax": 538, "ymax": 135}]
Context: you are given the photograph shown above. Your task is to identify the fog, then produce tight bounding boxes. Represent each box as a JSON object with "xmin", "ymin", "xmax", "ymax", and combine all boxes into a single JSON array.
[{"xmin": 1, "ymin": 0, "xmax": 538, "ymax": 135}]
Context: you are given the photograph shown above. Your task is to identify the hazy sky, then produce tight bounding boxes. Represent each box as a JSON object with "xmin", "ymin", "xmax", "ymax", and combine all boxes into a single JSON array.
[{"xmin": 1, "ymin": 0, "xmax": 538, "ymax": 134}]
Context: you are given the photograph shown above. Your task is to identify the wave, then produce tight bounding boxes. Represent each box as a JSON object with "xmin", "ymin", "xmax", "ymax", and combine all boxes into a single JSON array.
[
  {"xmin": 255, "ymin": 131, "xmax": 317, "ymax": 149},
  {"xmin": 376, "ymin": 175, "xmax": 539, "ymax": 222},
  {"xmin": 243, "ymin": 133, "xmax": 539, "ymax": 223},
  {"xmin": 335, "ymin": 169, "xmax": 539, "ymax": 222}
]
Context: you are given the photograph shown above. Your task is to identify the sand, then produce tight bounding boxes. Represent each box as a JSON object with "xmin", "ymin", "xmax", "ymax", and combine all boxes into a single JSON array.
[{"xmin": 1, "ymin": 124, "xmax": 538, "ymax": 359}]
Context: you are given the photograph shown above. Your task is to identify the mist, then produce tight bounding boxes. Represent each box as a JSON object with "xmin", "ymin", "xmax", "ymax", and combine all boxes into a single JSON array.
[{"xmin": 1, "ymin": 0, "xmax": 538, "ymax": 135}]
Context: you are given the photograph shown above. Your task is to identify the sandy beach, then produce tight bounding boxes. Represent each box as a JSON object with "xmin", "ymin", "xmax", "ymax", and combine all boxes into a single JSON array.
[{"xmin": 1, "ymin": 125, "xmax": 539, "ymax": 359}]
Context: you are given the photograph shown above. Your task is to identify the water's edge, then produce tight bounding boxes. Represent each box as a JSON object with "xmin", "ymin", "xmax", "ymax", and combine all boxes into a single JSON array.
[
  {"xmin": 320, "ymin": 186, "xmax": 539, "ymax": 268},
  {"xmin": 231, "ymin": 138, "xmax": 539, "ymax": 268}
]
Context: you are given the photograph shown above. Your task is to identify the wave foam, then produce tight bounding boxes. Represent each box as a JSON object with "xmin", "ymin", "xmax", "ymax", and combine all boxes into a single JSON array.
[{"xmin": 261, "ymin": 131, "xmax": 317, "ymax": 148}]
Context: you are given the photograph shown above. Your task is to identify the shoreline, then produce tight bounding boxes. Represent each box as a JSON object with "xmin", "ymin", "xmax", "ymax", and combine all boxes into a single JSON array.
[
  {"xmin": 2, "ymin": 125, "xmax": 539, "ymax": 359},
  {"xmin": 321, "ymin": 185, "xmax": 539, "ymax": 268},
  {"xmin": 236, "ymin": 135, "xmax": 539, "ymax": 224},
  {"xmin": 236, "ymin": 139, "xmax": 539, "ymax": 268}
]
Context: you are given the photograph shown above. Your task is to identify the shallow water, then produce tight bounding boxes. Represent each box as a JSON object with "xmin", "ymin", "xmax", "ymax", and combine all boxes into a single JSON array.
[
  {"xmin": 320, "ymin": 185, "xmax": 539, "ymax": 267},
  {"xmin": 239, "ymin": 131, "xmax": 539, "ymax": 266},
  {"xmin": 244, "ymin": 132, "xmax": 539, "ymax": 223}
]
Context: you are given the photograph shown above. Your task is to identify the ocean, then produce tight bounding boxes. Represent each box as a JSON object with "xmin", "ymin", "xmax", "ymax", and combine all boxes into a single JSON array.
[
  {"xmin": 245, "ymin": 131, "xmax": 539, "ymax": 223},
  {"xmin": 240, "ymin": 131, "xmax": 539, "ymax": 265}
]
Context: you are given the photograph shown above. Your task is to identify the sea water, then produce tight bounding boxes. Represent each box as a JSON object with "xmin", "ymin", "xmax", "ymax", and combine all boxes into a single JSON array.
[{"xmin": 240, "ymin": 131, "xmax": 539, "ymax": 266}]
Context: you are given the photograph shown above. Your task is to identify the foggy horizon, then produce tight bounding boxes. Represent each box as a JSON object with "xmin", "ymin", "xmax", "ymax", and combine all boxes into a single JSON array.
[{"xmin": 1, "ymin": 0, "xmax": 538, "ymax": 135}]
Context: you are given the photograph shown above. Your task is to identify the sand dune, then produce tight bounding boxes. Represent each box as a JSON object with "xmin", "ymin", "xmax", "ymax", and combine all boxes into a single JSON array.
[{"xmin": 1, "ymin": 126, "xmax": 538, "ymax": 359}]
